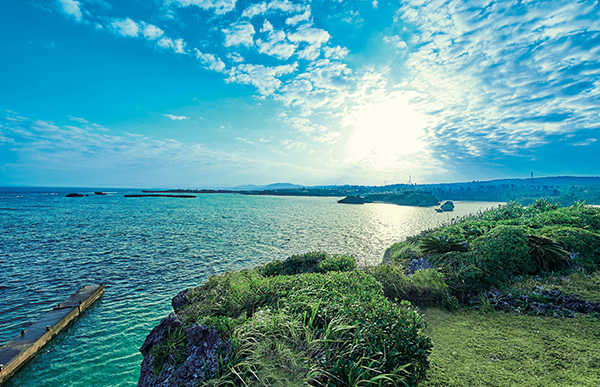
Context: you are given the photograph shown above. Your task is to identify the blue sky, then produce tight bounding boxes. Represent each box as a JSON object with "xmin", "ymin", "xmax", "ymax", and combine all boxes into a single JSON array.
[{"xmin": 0, "ymin": 0, "xmax": 598, "ymax": 188}]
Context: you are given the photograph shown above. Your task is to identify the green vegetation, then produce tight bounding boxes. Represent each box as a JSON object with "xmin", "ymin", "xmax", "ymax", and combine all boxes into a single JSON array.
[
  {"xmin": 338, "ymin": 191, "xmax": 440, "ymax": 207},
  {"xmin": 149, "ymin": 326, "xmax": 187, "ymax": 376},
  {"xmin": 147, "ymin": 200, "xmax": 600, "ymax": 386},
  {"xmin": 421, "ymin": 308, "xmax": 600, "ymax": 387},
  {"xmin": 377, "ymin": 200, "xmax": 600, "ymax": 386},
  {"xmin": 174, "ymin": 252, "xmax": 432, "ymax": 386},
  {"xmin": 385, "ymin": 200, "xmax": 600, "ymax": 301}
]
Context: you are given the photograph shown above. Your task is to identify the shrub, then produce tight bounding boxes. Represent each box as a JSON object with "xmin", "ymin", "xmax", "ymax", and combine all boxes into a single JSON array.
[
  {"xmin": 261, "ymin": 251, "xmax": 356, "ymax": 277},
  {"xmin": 471, "ymin": 225, "xmax": 534, "ymax": 279},
  {"xmin": 527, "ymin": 234, "xmax": 570, "ymax": 272},
  {"xmin": 317, "ymin": 253, "xmax": 357, "ymax": 273},
  {"xmin": 368, "ymin": 265, "xmax": 451, "ymax": 307},
  {"xmin": 541, "ymin": 226, "xmax": 600, "ymax": 270},
  {"xmin": 419, "ymin": 235, "xmax": 468, "ymax": 254},
  {"xmin": 383, "ymin": 241, "xmax": 421, "ymax": 265},
  {"xmin": 180, "ymin": 270, "xmax": 432, "ymax": 386}
]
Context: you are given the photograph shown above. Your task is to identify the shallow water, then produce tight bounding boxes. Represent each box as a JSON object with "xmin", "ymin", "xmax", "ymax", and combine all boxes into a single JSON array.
[{"xmin": 0, "ymin": 187, "xmax": 501, "ymax": 386}]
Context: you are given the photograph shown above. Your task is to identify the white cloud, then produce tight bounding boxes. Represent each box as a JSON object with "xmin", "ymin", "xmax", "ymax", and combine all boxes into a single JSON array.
[
  {"xmin": 287, "ymin": 24, "xmax": 330, "ymax": 46},
  {"xmin": 227, "ymin": 52, "xmax": 245, "ymax": 63},
  {"xmin": 223, "ymin": 22, "xmax": 255, "ymax": 47},
  {"xmin": 260, "ymin": 20, "xmax": 274, "ymax": 33},
  {"xmin": 573, "ymin": 138, "xmax": 597, "ymax": 146},
  {"xmin": 323, "ymin": 46, "xmax": 349, "ymax": 60},
  {"xmin": 394, "ymin": 0, "xmax": 600, "ymax": 164},
  {"xmin": 141, "ymin": 23, "xmax": 164, "ymax": 40},
  {"xmin": 242, "ymin": 0, "xmax": 305, "ymax": 18},
  {"xmin": 383, "ymin": 36, "xmax": 407, "ymax": 50},
  {"xmin": 195, "ymin": 49, "xmax": 226, "ymax": 72},
  {"xmin": 168, "ymin": 0, "xmax": 236, "ymax": 15},
  {"xmin": 57, "ymin": 0, "xmax": 82, "ymax": 22},
  {"xmin": 286, "ymin": 11, "xmax": 310, "ymax": 26},
  {"xmin": 227, "ymin": 63, "xmax": 298, "ymax": 95},
  {"xmin": 110, "ymin": 18, "xmax": 139, "ymax": 37},
  {"xmin": 256, "ymin": 27, "xmax": 297, "ymax": 60},
  {"xmin": 235, "ymin": 137, "xmax": 256, "ymax": 145},
  {"xmin": 157, "ymin": 37, "xmax": 186, "ymax": 54},
  {"xmin": 164, "ymin": 114, "xmax": 189, "ymax": 120}
]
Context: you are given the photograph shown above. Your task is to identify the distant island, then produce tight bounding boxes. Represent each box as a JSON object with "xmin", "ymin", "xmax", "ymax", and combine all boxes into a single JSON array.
[
  {"xmin": 145, "ymin": 176, "xmax": 600, "ymax": 206},
  {"xmin": 337, "ymin": 191, "xmax": 439, "ymax": 207}
]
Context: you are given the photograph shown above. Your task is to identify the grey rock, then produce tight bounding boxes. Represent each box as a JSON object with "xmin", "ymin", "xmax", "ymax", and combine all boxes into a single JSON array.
[
  {"xmin": 172, "ymin": 289, "xmax": 191, "ymax": 312},
  {"xmin": 138, "ymin": 315, "xmax": 231, "ymax": 387},
  {"xmin": 405, "ymin": 258, "xmax": 435, "ymax": 276}
]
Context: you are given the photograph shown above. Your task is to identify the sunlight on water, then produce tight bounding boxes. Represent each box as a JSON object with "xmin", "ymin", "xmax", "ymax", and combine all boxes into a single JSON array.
[{"xmin": 0, "ymin": 188, "xmax": 501, "ymax": 386}]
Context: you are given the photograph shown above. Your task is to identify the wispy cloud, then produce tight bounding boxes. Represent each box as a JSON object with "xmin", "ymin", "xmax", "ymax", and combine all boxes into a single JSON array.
[
  {"xmin": 393, "ymin": 0, "xmax": 600, "ymax": 171},
  {"xmin": 57, "ymin": 0, "xmax": 82, "ymax": 22},
  {"xmin": 223, "ymin": 22, "xmax": 255, "ymax": 47},
  {"xmin": 110, "ymin": 18, "xmax": 139, "ymax": 37},
  {"xmin": 163, "ymin": 114, "xmax": 189, "ymax": 120},
  {"xmin": 168, "ymin": 0, "xmax": 237, "ymax": 15},
  {"xmin": 157, "ymin": 37, "xmax": 186, "ymax": 54}
]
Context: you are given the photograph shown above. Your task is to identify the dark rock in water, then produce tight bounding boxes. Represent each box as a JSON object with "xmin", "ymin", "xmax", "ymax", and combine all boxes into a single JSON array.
[
  {"xmin": 172, "ymin": 289, "xmax": 191, "ymax": 313},
  {"xmin": 337, "ymin": 195, "xmax": 365, "ymax": 204},
  {"xmin": 94, "ymin": 192, "xmax": 107, "ymax": 195},
  {"xmin": 138, "ymin": 314, "xmax": 231, "ymax": 387},
  {"xmin": 65, "ymin": 193, "xmax": 84, "ymax": 197},
  {"xmin": 440, "ymin": 201, "xmax": 454, "ymax": 211}
]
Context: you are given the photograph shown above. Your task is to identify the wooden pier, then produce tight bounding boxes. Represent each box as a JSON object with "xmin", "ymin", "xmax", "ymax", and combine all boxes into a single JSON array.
[{"xmin": 0, "ymin": 284, "xmax": 105, "ymax": 385}]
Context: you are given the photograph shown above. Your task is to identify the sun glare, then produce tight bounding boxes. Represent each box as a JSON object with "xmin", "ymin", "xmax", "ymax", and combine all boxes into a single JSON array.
[{"xmin": 345, "ymin": 95, "xmax": 427, "ymax": 166}]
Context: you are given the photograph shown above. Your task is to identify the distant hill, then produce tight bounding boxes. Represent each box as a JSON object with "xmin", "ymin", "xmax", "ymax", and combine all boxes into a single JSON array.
[{"xmin": 148, "ymin": 176, "xmax": 600, "ymax": 205}]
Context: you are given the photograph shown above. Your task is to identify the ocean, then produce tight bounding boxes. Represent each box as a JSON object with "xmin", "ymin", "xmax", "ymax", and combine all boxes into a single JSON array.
[{"xmin": 0, "ymin": 187, "xmax": 501, "ymax": 386}]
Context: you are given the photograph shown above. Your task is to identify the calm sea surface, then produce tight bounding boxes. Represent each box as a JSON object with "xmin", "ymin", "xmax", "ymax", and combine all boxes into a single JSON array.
[{"xmin": 0, "ymin": 187, "xmax": 502, "ymax": 386}]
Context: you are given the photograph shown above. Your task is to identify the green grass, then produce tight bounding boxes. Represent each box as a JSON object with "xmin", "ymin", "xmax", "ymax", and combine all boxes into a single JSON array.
[{"xmin": 421, "ymin": 308, "xmax": 600, "ymax": 386}]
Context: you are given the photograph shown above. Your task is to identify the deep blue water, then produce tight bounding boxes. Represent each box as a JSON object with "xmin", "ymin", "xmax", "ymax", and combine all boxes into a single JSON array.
[{"xmin": 0, "ymin": 187, "xmax": 501, "ymax": 386}]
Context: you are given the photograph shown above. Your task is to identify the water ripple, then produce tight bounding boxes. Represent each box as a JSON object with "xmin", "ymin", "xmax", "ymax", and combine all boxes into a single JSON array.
[{"xmin": 0, "ymin": 188, "xmax": 501, "ymax": 386}]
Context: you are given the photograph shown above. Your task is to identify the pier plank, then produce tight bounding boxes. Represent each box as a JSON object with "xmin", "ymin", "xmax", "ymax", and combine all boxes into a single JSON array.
[{"xmin": 0, "ymin": 284, "xmax": 104, "ymax": 385}]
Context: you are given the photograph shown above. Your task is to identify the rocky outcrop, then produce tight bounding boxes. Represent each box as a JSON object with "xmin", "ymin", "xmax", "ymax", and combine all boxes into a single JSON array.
[
  {"xmin": 484, "ymin": 286, "xmax": 600, "ymax": 317},
  {"xmin": 65, "ymin": 193, "xmax": 85, "ymax": 197},
  {"xmin": 171, "ymin": 289, "xmax": 191, "ymax": 313},
  {"xmin": 337, "ymin": 195, "xmax": 366, "ymax": 204},
  {"xmin": 404, "ymin": 258, "xmax": 435, "ymax": 276},
  {"xmin": 138, "ymin": 307, "xmax": 231, "ymax": 386}
]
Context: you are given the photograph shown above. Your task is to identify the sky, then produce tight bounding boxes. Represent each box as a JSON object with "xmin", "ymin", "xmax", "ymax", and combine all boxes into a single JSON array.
[{"xmin": 0, "ymin": 0, "xmax": 599, "ymax": 188}]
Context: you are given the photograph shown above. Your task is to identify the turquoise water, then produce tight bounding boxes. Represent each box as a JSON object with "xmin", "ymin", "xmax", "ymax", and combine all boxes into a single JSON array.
[{"xmin": 0, "ymin": 187, "xmax": 502, "ymax": 386}]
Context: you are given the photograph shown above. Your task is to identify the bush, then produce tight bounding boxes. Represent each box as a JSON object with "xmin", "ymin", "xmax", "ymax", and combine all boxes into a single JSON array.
[
  {"xmin": 383, "ymin": 241, "xmax": 421, "ymax": 265},
  {"xmin": 471, "ymin": 225, "xmax": 534, "ymax": 279},
  {"xmin": 261, "ymin": 251, "xmax": 356, "ymax": 276},
  {"xmin": 541, "ymin": 226, "xmax": 600, "ymax": 270},
  {"xmin": 368, "ymin": 265, "xmax": 451, "ymax": 307},
  {"xmin": 527, "ymin": 234, "xmax": 570, "ymax": 272},
  {"xmin": 419, "ymin": 235, "xmax": 468, "ymax": 254},
  {"xmin": 180, "ymin": 269, "xmax": 432, "ymax": 386}
]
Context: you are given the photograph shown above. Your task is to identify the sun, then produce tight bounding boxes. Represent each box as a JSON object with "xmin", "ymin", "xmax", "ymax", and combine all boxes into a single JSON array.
[{"xmin": 344, "ymin": 94, "xmax": 428, "ymax": 166}]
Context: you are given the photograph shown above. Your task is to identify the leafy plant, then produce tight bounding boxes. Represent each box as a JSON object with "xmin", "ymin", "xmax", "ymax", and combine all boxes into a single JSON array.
[
  {"xmin": 150, "ymin": 326, "xmax": 187, "ymax": 376},
  {"xmin": 541, "ymin": 226, "xmax": 600, "ymax": 270},
  {"xmin": 419, "ymin": 236, "xmax": 468, "ymax": 254},
  {"xmin": 527, "ymin": 234, "xmax": 570, "ymax": 272},
  {"xmin": 262, "ymin": 251, "xmax": 356, "ymax": 277},
  {"xmin": 368, "ymin": 265, "xmax": 451, "ymax": 307}
]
